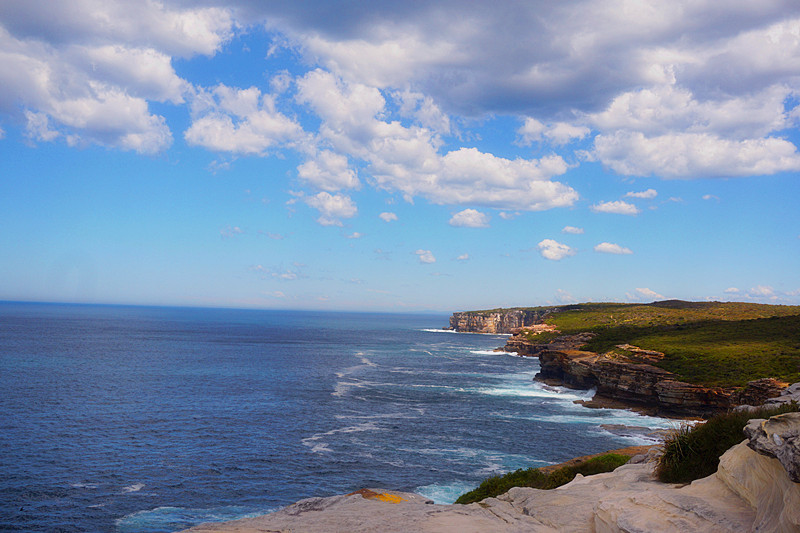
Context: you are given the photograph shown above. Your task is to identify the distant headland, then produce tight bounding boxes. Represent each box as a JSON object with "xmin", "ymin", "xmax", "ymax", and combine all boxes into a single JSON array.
[{"xmin": 448, "ymin": 300, "xmax": 800, "ymax": 417}]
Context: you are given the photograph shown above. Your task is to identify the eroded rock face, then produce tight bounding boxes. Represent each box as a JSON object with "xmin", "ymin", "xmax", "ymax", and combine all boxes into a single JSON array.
[
  {"xmin": 744, "ymin": 412, "xmax": 800, "ymax": 483},
  {"xmin": 536, "ymin": 349, "xmax": 737, "ymax": 416},
  {"xmin": 448, "ymin": 309, "xmax": 549, "ymax": 333}
]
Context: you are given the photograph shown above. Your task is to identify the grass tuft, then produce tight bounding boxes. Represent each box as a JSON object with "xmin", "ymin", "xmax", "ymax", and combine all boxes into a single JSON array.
[
  {"xmin": 455, "ymin": 453, "xmax": 630, "ymax": 504},
  {"xmin": 656, "ymin": 403, "xmax": 799, "ymax": 483}
]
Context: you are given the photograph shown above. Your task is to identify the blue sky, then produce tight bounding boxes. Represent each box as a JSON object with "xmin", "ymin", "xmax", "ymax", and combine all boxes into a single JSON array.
[{"xmin": 1, "ymin": 1, "xmax": 799, "ymax": 312}]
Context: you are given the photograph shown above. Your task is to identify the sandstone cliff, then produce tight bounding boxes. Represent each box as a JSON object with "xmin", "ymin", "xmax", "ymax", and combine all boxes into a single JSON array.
[
  {"xmin": 182, "ymin": 413, "xmax": 800, "ymax": 533},
  {"xmin": 448, "ymin": 308, "xmax": 551, "ymax": 333},
  {"xmin": 504, "ymin": 329, "xmax": 787, "ymax": 416}
]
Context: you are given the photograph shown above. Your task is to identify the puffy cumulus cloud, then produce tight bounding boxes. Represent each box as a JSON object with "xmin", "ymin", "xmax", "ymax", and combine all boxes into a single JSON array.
[
  {"xmin": 415, "ymin": 249, "xmax": 436, "ymax": 264},
  {"xmin": 379, "ymin": 212, "xmax": 398, "ymax": 222},
  {"xmin": 537, "ymin": 239, "xmax": 575, "ymax": 261},
  {"xmin": 590, "ymin": 200, "xmax": 640, "ymax": 215},
  {"xmin": 296, "ymin": 69, "xmax": 578, "ymax": 211},
  {"xmin": 594, "ymin": 242, "xmax": 633, "ymax": 255},
  {"xmin": 305, "ymin": 191, "xmax": 357, "ymax": 226},
  {"xmin": 393, "ymin": 90, "xmax": 451, "ymax": 135},
  {"xmin": 724, "ymin": 287, "xmax": 740, "ymax": 294},
  {"xmin": 592, "ymin": 131, "xmax": 800, "ymax": 178},
  {"xmin": 297, "ymin": 150, "xmax": 359, "ymax": 191},
  {"xmin": 517, "ymin": 117, "xmax": 590, "ymax": 146},
  {"xmin": 0, "ymin": 1, "xmax": 233, "ymax": 57},
  {"xmin": 625, "ymin": 188, "xmax": 657, "ymax": 199},
  {"xmin": 457, "ymin": 253, "xmax": 470, "ymax": 261},
  {"xmin": 449, "ymin": 208, "xmax": 489, "ymax": 228},
  {"xmin": 562, "ymin": 225, "xmax": 584, "ymax": 234},
  {"xmin": 185, "ymin": 85, "xmax": 304, "ymax": 155},
  {"xmin": 0, "ymin": 1, "xmax": 235, "ymax": 153}
]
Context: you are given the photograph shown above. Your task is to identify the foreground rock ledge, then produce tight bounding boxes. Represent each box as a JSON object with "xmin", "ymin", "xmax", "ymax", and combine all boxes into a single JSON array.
[{"xmin": 182, "ymin": 436, "xmax": 800, "ymax": 532}]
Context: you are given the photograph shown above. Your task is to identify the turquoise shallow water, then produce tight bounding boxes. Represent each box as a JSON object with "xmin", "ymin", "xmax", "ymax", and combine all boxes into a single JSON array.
[{"xmin": 0, "ymin": 303, "xmax": 676, "ymax": 532}]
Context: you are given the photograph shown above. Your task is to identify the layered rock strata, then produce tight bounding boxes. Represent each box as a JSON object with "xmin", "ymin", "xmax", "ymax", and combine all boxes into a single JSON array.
[
  {"xmin": 502, "ymin": 328, "xmax": 788, "ymax": 416},
  {"xmin": 183, "ymin": 413, "xmax": 800, "ymax": 533},
  {"xmin": 448, "ymin": 309, "xmax": 550, "ymax": 333}
]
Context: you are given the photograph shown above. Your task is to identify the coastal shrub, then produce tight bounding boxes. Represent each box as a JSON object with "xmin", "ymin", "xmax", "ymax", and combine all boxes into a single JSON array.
[
  {"xmin": 656, "ymin": 403, "xmax": 799, "ymax": 484},
  {"xmin": 455, "ymin": 453, "xmax": 630, "ymax": 504}
]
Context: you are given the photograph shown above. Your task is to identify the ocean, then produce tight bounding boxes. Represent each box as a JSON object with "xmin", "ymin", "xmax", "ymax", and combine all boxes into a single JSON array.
[{"xmin": 0, "ymin": 303, "xmax": 678, "ymax": 532}]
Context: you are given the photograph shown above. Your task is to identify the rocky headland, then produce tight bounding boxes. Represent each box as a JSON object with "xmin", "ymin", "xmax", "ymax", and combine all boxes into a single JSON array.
[
  {"xmin": 462, "ymin": 302, "xmax": 799, "ymax": 417},
  {"xmin": 511, "ymin": 330, "xmax": 787, "ymax": 417}
]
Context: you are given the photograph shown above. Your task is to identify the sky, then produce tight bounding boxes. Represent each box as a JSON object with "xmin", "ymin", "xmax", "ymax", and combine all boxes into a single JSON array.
[{"xmin": 0, "ymin": 1, "xmax": 799, "ymax": 313}]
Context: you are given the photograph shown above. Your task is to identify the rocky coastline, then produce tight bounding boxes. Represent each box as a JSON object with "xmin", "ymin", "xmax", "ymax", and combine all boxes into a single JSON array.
[
  {"xmin": 182, "ymin": 412, "xmax": 800, "ymax": 533},
  {"xmin": 501, "ymin": 325, "xmax": 788, "ymax": 417}
]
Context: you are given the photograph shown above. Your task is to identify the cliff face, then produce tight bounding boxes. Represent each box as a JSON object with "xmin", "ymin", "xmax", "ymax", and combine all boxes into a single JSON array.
[
  {"xmin": 449, "ymin": 309, "xmax": 550, "ymax": 333},
  {"xmin": 535, "ymin": 348, "xmax": 787, "ymax": 416}
]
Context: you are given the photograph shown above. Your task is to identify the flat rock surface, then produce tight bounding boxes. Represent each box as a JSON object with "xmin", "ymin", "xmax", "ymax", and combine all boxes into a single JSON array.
[{"xmin": 180, "ymin": 446, "xmax": 789, "ymax": 533}]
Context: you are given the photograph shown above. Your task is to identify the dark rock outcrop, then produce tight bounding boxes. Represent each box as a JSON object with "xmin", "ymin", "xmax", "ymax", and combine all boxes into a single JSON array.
[{"xmin": 536, "ymin": 348, "xmax": 743, "ymax": 416}]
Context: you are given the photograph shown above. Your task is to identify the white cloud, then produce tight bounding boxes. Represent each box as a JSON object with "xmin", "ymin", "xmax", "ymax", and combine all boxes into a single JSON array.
[
  {"xmin": 394, "ymin": 89, "xmax": 451, "ymax": 135},
  {"xmin": 305, "ymin": 192, "xmax": 358, "ymax": 226},
  {"xmin": 295, "ymin": 69, "xmax": 578, "ymax": 211},
  {"xmin": 748, "ymin": 285, "xmax": 775, "ymax": 297},
  {"xmin": 635, "ymin": 287, "xmax": 664, "ymax": 300},
  {"xmin": 185, "ymin": 85, "xmax": 304, "ymax": 155},
  {"xmin": 590, "ymin": 200, "xmax": 640, "ymax": 215},
  {"xmin": 346, "ymin": 232, "xmax": 363, "ymax": 239},
  {"xmin": 379, "ymin": 212, "xmax": 398, "ymax": 222},
  {"xmin": 562, "ymin": 225, "xmax": 584, "ymax": 234},
  {"xmin": 517, "ymin": 117, "xmax": 590, "ymax": 146},
  {"xmin": 554, "ymin": 289, "xmax": 578, "ymax": 304},
  {"xmin": 594, "ymin": 242, "xmax": 633, "ymax": 255},
  {"xmin": 625, "ymin": 188, "xmax": 657, "ymax": 199},
  {"xmin": 457, "ymin": 253, "xmax": 470, "ymax": 261},
  {"xmin": 537, "ymin": 239, "xmax": 575, "ymax": 261},
  {"xmin": 220, "ymin": 225, "xmax": 243, "ymax": 238},
  {"xmin": 702, "ymin": 194, "xmax": 720, "ymax": 201},
  {"xmin": 297, "ymin": 150, "xmax": 359, "ymax": 191},
  {"xmin": 415, "ymin": 249, "xmax": 436, "ymax": 264},
  {"xmin": 449, "ymin": 208, "xmax": 489, "ymax": 228},
  {"xmin": 499, "ymin": 212, "xmax": 519, "ymax": 220},
  {"xmin": 592, "ymin": 131, "xmax": 800, "ymax": 178},
  {"xmin": 0, "ymin": 1, "xmax": 236, "ymax": 153},
  {"xmin": 724, "ymin": 287, "xmax": 740, "ymax": 294}
]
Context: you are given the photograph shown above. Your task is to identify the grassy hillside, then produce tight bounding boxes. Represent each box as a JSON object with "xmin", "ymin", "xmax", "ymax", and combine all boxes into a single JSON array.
[{"xmin": 544, "ymin": 301, "xmax": 800, "ymax": 387}]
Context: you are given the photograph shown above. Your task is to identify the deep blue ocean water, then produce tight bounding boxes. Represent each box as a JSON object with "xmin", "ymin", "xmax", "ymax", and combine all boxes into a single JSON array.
[{"xmin": 0, "ymin": 303, "xmax": 678, "ymax": 532}]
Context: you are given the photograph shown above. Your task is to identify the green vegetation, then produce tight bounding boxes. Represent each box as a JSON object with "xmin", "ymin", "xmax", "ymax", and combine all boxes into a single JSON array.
[
  {"xmin": 455, "ymin": 453, "xmax": 630, "ymax": 504},
  {"xmin": 541, "ymin": 301, "xmax": 800, "ymax": 387},
  {"xmin": 522, "ymin": 330, "xmax": 559, "ymax": 343},
  {"xmin": 656, "ymin": 403, "xmax": 799, "ymax": 484}
]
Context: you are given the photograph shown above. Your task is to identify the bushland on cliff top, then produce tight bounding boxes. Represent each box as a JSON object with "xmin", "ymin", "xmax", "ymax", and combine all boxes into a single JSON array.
[{"xmin": 511, "ymin": 300, "xmax": 800, "ymax": 388}]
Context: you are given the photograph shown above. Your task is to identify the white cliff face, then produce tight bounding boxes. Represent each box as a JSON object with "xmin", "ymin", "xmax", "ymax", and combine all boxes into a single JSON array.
[{"xmin": 182, "ymin": 412, "xmax": 800, "ymax": 533}]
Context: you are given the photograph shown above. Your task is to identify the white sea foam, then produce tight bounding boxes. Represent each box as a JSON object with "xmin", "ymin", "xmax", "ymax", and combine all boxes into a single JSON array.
[
  {"xmin": 419, "ymin": 329, "xmax": 510, "ymax": 336},
  {"xmin": 301, "ymin": 421, "xmax": 386, "ymax": 454},
  {"xmin": 116, "ymin": 505, "xmax": 274, "ymax": 532},
  {"xmin": 121, "ymin": 483, "xmax": 145, "ymax": 493},
  {"xmin": 71, "ymin": 482, "xmax": 98, "ymax": 489},
  {"xmin": 415, "ymin": 480, "xmax": 477, "ymax": 504},
  {"xmin": 470, "ymin": 349, "xmax": 508, "ymax": 355}
]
